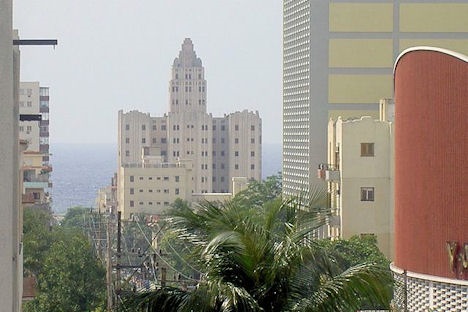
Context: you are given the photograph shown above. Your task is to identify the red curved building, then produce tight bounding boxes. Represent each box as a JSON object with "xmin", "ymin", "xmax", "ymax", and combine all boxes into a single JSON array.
[{"xmin": 392, "ymin": 47, "xmax": 467, "ymax": 311}]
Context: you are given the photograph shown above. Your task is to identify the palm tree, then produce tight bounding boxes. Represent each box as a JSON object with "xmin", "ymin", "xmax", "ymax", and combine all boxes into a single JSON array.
[{"xmin": 125, "ymin": 189, "xmax": 391, "ymax": 311}]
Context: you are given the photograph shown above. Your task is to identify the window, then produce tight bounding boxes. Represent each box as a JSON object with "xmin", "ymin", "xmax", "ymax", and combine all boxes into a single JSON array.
[
  {"xmin": 130, "ymin": 201, "xmax": 134, "ymax": 207},
  {"xmin": 235, "ymin": 125, "xmax": 239, "ymax": 131},
  {"xmin": 221, "ymin": 151, "xmax": 225, "ymax": 156},
  {"xmin": 153, "ymin": 125, "xmax": 157, "ymax": 130},
  {"xmin": 130, "ymin": 188, "xmax": 134, "ymax": 195},
  {"xmin": 152, "ymin": 138, "xmax": 157, "ymax": 144},
  {"xmin": 235, "ymin": 151, "xmax": 239, "ymax": 156},
  {"xmin": 163, "ymin": 176, "xmax": 169, "ymax": 181},
  {"xmin": 142, "ymin": 138, "xmax": 146, "ymax": 144},
  {"xmin": 130, "ymin": 176, "xmax": 134, "ymax": 182},
  {"xmin": 360, "ymin": 187, "xmax": 375, "ymax": 201},
  {"xmin": 235, "ymin": 138, "xmax": 239, "ymax": 144},
  {"xmin": 125, "ymin": 138, "xmax": 130, "ymax": 144},
  {"xmin": 220, "ymin": 177, "xmax": 225, "ymax": 182},
  {"xmin": 221, "ymin": 125, "xmax": 225, "ymax": 131},
  {"xmin": 161, "ymin": 138, "xmax": 167, "ymax": 143},
  {"xmin": 125, "ymin": 150, "xmax": 130, "ymax": 157},
  {"xmin": 175, "ymin": 176, "xmax": 180, "ymax": 182},
  {"xmin": 27, "ymin": 101, "xmax": 32, "ymax": 107},
  {"xmin": 235, "ymin": 164, "xmax": 239, "ymax": 170},
  {"xmin": 251, "ymin": 164, "xmax": 255, "ymax": 170},
  {"xmin": 251, "ymin": 151, "xmax": 255, "ymax": 157},
  {"xmin": 251, "ymin": 125, "xmax": 255, "ymax": 131},
  {"xmin": 361, "ymin": 143, "xmax": 375, "ymax": 157},
  {"xmin": 142, "ymin": 125, "xmax": 146, "ymax": 131},
  {"xmin": 175, "ymin": 188, "xmax": 179, "ymax": 195},
  {"xmin": 19, "ymin": 126, "xmax": 24, "ymax": 132},
  {"xmin": 251, "ymin": 138, "xmax": 255, "ymax": 144},
  {"xmin": 161, "ymin": 125, "xmax": 166, "ymax": 130}
]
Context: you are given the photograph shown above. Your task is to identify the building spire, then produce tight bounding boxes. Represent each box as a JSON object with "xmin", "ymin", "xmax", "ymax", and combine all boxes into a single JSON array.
[{"xmin": 173, "ymin": 38, "xmax": 202, "ymax": 67}]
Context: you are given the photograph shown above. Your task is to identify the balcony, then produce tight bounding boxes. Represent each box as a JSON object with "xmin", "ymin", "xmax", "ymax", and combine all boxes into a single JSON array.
[{"xmin": 317, "ymin": 163, "xmax": 340, "ymax": 182}]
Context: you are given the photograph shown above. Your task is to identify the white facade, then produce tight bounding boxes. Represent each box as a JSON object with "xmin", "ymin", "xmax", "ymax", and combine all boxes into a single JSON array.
[
  {"xmin": 118, "ymin": 159, "xmax": 193, "ymax": 220},
  {"xmin": 0, "ymin": 3, "xmax": 21, "ymax": 308},
  {"xmin": 282, "ymin": 0, "xmax": 468, "ymax": 199},
  {"xmin": 117, "ymin": 39, "xmax": 262, "ymax": 205},
  {"xmin": 324, "ymin": 114, "xmax": 393, "ymax": 258}
]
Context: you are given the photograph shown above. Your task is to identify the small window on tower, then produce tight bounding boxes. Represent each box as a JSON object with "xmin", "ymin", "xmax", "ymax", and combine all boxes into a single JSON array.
[
  {"xmin": 361, "ymin": 143, "xmax": 375, "ymax": 157},
  {"xmin": 360, "ymin": 187, "xmax": 375, "ymax": 201}
]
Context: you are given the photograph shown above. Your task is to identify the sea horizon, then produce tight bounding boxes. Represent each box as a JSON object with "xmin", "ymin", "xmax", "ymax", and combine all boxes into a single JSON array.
[{"xmin": 50, "ymin": 142, "xmax": 281, "ymax": 213}]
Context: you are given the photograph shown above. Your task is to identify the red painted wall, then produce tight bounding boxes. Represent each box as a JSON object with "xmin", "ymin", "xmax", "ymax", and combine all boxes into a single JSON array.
[{"xmin": 394, "ymin": 49, "xmax": 468, "ymax": 279}]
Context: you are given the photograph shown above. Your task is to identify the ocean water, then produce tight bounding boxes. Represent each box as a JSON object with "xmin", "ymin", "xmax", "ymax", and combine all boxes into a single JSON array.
[
  {"xmin": 50, "ymin": 143, "xmax": 282, "ymax": 214},
  {"xmin": 50, "ymin": 143, "xmax": 117, "ymax": 213}
]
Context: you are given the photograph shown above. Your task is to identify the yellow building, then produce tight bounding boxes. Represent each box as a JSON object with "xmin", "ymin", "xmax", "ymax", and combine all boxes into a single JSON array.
[
  {"xmin": 118, "ymin": 146, "xmax": 194, "ymax": 220},
  {"xmin": 322, "ymin": 106, "xmax": 394, "ymax": 258},
  {"xmin": 283, "ymin": 0, "xmax": 468, "ymax": 196}
]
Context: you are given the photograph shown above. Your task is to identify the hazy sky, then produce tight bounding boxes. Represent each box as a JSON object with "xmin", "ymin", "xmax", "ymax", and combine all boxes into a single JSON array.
[{"xmin": 14, "ymin": 0, "xmax": 282, "ymax": 145}]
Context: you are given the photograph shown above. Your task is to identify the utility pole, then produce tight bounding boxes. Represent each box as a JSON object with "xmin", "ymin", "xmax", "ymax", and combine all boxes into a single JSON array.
[
  {"xmin": 115, "ymin": 211, "xmax": 122, "ymax": 309},
  {"xmin": 106, "ymin": 214, "xmax": 113, "ymax": 312}
]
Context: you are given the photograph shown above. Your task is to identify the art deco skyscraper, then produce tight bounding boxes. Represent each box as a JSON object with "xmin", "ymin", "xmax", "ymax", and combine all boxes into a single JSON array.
[
  {"xmin": 282, "ymin": 0, "xmax": 468, "ymax": 197},
  {"xmin": 167, "ymin": 38, "xmax": 213, "ymax": 193}
]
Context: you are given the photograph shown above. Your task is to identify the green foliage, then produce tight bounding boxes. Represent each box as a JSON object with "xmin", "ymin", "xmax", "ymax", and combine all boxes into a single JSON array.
[
  {"xmin": 23, "ymin": 207, "xmax": 54, "ymax": 276},
  {"xmin": 320, "ymin": 235, "xmax": 390, "ymax": 269},
  {"xmin": 23, "ymin": 207, "xmax": 106, "ymax": 312},
  {"xmin": 24, "ymin": 230, "xmax": 106, "ymax": 312},
  {"xmin": 61, "ymin": 206, "xmax": 93, "ymax": 229},
  {"xmin": 126, "ymin": 190, "xmax": 392, "ymax": 312},
  {"xmin": 231, "ymin": 173, "xmax": 282, "ymax": 208}
]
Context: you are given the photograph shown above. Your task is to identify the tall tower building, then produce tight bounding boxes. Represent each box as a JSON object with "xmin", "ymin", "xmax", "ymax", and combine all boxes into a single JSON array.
[
  {"xmin": 167, "ymin": 38, "xmax": 213, "ymax": 193},
  {"xmin": 117, "ymin": 39, "xmax": 262, "ymax": 217},
  {"xmin": 282, "ymin": 1, "xmax": 468, "ymax": 197}
]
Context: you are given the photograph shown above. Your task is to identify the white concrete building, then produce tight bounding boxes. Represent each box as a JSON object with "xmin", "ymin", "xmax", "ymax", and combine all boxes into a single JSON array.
[
  {"xmin": 282, "ymin": 0, "xmax": 468, "ymax": 198},
  {"xmin": 321, "ymin": 104, "xmax": 394, "ymax": 258},
  {"xmin": 117, "ymin": 39, "xmax": 262, "ymax": 216}
]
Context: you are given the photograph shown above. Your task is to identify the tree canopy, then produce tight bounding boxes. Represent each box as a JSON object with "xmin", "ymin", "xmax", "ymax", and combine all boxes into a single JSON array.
[
  {"xmin": 23, "ymin": 206, "xmax": 106, "ymax": 312},
  {"xmin": 125, "ymin": 190, "xmax": 392, "ymax": 312}
]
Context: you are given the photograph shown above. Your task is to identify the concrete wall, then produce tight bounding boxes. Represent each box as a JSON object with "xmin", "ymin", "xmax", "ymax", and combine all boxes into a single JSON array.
[{"xmin": 0, "ymin": 1, "xmax": 20, "ymax": 309}]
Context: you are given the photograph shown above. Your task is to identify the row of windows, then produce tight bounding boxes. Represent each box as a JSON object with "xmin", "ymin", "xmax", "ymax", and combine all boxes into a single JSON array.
[
  {"xmin": 174, "ymin": 73, "xmax": 203, "ymax": 80},
  {"xmin": 19, "ymin": 126, "xmax": 33, "ymax": 132},
  {"xmin": 198, "ymin": 163, "xmax": 256, "ymax": 170},
  {"xmin": 125, "ymin": 123, "xmax": 258, "ymax": 132},
  {"xmin": 129, "ymin": 188, "xmax": 180, "ymax": 195},
  {"xmin": 125, "ymin": 124, "xmax": 168, "ymax": 131},
  {"xmin": 129, "ymin": 176, "xmax": 180, "ymax": 182},
  {"xmin": 19, "ymin": 101, "xmax": 33, "ymax": 107},
  {"xmin": 171, "ymin": 86, "xmax": 205, "ymax": 92},
  {"xmin": 129, "ymin": 200, "xmax": 170, "ymax": 207}
]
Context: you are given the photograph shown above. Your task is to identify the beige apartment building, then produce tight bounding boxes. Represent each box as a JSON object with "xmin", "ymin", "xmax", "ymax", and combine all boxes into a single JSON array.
[
  {"xmin": 283, "ymin": 0, "xmax": 468, "ymax": 197},
  {"xmin": 117, "ymin": 39, "xmax": 261, "ymax": 218},
  {"xmin": 19, "ymin": 82, "xmax": 51, "ymax": 163},
  {"xmin": 320, "ymin": 101, "xmax": 394, "ymax": 258}
]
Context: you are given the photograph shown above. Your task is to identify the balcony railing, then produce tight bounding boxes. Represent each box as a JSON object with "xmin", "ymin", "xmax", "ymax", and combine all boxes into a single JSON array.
[{"xmin": 317, "ymin": 163, "xmax": 340, "ymax": 182}]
